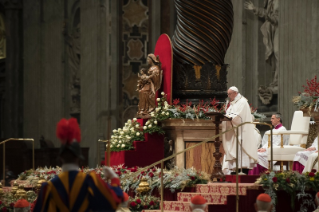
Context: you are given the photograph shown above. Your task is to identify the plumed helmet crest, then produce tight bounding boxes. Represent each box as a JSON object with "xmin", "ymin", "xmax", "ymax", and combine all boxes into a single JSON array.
[{"xmin": 56, "ymin": 118, "xmax": 81, "ymax": 144}]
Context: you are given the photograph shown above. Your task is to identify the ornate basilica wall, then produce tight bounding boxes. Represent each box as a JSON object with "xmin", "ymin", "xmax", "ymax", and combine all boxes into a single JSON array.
[
  {"xmin": 226, "ymin": 0, "xmax": 319, "ymax": 129},
  {"xmin": 1, "ymin": 0, "xmax": 318, "ymax": 167}
]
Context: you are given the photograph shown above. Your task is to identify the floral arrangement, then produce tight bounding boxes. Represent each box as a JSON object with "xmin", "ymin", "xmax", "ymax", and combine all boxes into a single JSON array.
[
  {"xmin": 107, "ymin": 92, "xmax": 226, "ymax": 152},
  {"xmin": 114, "ymin": 165, "xmax": 209, "ymax": 193},
  {"xmin": 256, "ymin": 170, "xmax": 318, "ymax": 211},
  {"xmin": 155, "ymin": 94, "xmax": 224, "ymax": 121},
  {"xmin": 293, "ymin": 75, "xmax": 319, "ymax": 113},
  {"xmin": 0, "ymin": 190, "xmax": 38, "ymax": 212},
  {"xmin": 250, "ymin": 105, "xmax": 266, "ymax": 121},
  {"xmin": 129, "ymin": 195, "xmax": 160, "ymax": 211},
  {"xmin": 0, "ymin": 198, "xmax": 14, "ymax": 212},
  {"xmin": 109, "ymin": 119, "xmax": 145, "ymax": 152},
  {"xmin": 15, "ymin": 165, "xmax": 208, "ymax": 194}
]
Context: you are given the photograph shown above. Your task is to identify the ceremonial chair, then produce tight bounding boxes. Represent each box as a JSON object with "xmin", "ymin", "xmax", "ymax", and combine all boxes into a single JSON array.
[{"xmin": 266, "ymin": 111, "xmax": 310, "ymax": 171}]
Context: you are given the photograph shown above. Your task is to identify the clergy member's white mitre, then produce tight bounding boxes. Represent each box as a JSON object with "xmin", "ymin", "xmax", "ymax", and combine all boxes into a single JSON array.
[{"xmin": 229, "ymin": 86, "xmax": 239, "ymax": 93}]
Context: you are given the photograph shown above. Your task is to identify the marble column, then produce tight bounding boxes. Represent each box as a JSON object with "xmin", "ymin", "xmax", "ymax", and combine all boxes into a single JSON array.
[
  {"xmin": 81, "ymin": 0, "xmax": 115, "ymax": 167},
  {"xmin": 278, "ymin": 0, "xmax": 319, "ymax": 128},
  {"xmin": 2, "ymin": 0, "xmax": 23, "ymax": 137}
]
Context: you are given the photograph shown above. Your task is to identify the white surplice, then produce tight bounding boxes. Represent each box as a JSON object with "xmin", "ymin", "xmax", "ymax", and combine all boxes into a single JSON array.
[
  {"xmin": 303, "ymin": 151, "xmax": 319, "ymax": 173},
  {"xmin": 294, "ymin": 137, "xmax": 318, "ymax": 166},
  {"xmin": 257, "ymin": 125, "xmax": 288, "ymax": 169},
  {"xmin": 222, "ymin": 93, "xmax": 258, "ymax": 173}
]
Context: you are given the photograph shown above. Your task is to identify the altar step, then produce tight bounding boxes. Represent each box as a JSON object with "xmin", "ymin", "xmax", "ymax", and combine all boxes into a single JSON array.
[{"xmin": 142, "ymin": 183, "xmax": 262, "ymax": 212}]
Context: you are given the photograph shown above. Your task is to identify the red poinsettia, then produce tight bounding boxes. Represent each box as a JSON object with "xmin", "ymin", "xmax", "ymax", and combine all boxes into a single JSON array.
[
  {"xmin": 130, "ymin": 202, "xmax": 137, "ymax": 207},
  {"xmin": 309, "ymin": 172, "xmax": 315, "ymax": 177},
  {"xmin": 149, "ymin": 201, "xmax": 155, "ymax": 206},
  {"xmin": 173, "ymin": 98, "xmax": 180, "ymax": 106},
  {"xmin": 311, "ymin": 169, "xmax": 317, "ymax": 173},
  {"xmin": 136, "ymin": 199, "xmax": 141, "ymax": 204},
  {"xmin": 272, "ymin": 177, "xmax": 278, "ymax": 183},
  {"xmin": 303, "ymin": 75, "xmax": 319, "ymax": 97}
]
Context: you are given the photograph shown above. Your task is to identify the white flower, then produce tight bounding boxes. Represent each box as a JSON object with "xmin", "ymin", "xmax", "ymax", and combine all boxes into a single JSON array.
[
  {"xmin": 136, "ymin": 124, "xmax": 140, "ymax": 128},
  {"xmin": 157, "ymin": 98, "xmax": 161, "ymax": 102},
  {"xmin": 127, "ymin": 119, "xmax": 132, "ymax": 124},
  {"xmin": 111, "ymin": 135, "xmax": 114, "ymax": 139},
  {"xmin": 119, "ymin": 140, "xmax": 122, "ymax": 143},
  {"xmin": 117, "ymin": 144, "xmax": 120, "ymax": 147},
  {"xmin": 120, "ymin": 131, "xmax": 124, "ymax": 135},
  {"xmin": 110, "ymin": 145, "xmax": 113, "ymax": 148},
  {"xmin": 161, "ymin": 111, "xmax": 165, "ymax": 115},
  {"xmin": 166, "ymin": 112, "xmax": 169, "ymax": 115},
  {"xmin": 113, "ymin": 129, "xmax": 117, "ymax": 133},
  {"xmin": 136, "ymin": 132, "xmax": 140, "ymax": 136},
  {"xmin": 123, "ymin": 128, "xmax": 128, "ymax": 132},
  {"xmin": 149, "ymin": 124, "xmax": 152, "ymax": 128},
  {"xmin": 127, "ymin": 137, "xmax": 131, "ymax": 140},
  {"xmin": 121, "ymin": 144, "xmax": 125, "ymax": 147},
  {"xmin": 118, "ymin": 128, "xmax": 122, "ymax": 131},
  {"xmin": 164, "ymin": 101, "xmax": 168, "ymax": 105},
  {"xmin": 113, "ymin": 139, "xmax": 118, "ymax": 142},
  {"xmin": 154, "ymin": 121, "xmax": 157, "ymax": 124},
  {"xmin": 156, "ymin": 108, "xmax": 161, "ymax": 112},
  {"xmin": 151, "ymin": 113, "xmax": 155, "ymax": 117},
  {"xmin": 125, "ymin": 123, "xmax": 128, "ymax": 126},
  {"xmin": 130, "ymin": 128, "xmax": 135, "ymax": 132},
  {"xmin": 133, "ymin": 118, "xmax": 137, "ymax": 121},
  {"xmin": 119, "ymin": 135, "xmax": 123, "ymax": 139},
  {"xmin": 161, "ymin": 92, "xmax": 165, "ymax": 95},
  {"xmin": 126, "ymin": 135, "xmax": 130, "ymax": 138},
  {"xmin": 143, "ymin": 126, "xmax": 147, "ymax": 130}
]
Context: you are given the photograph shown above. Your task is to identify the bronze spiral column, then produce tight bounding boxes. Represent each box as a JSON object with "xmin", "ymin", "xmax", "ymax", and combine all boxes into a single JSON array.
[{"xmin": 172, "ymin": 0, "xmax": 234, "ymax": 102}]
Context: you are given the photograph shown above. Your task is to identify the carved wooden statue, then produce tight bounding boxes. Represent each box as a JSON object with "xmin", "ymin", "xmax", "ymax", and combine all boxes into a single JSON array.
[{"xmin": 137, "ymin": 54, "xmax": 163, "ymax": 117}]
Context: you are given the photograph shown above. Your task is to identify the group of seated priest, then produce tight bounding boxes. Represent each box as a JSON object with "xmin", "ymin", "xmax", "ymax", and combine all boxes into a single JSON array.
[{"xmin": 247, "ymin": 112, "xmax": 318, "ymax": 175}]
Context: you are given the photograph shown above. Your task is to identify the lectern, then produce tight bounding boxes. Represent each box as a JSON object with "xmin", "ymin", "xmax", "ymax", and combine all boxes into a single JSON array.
[{"xmin": 205, "ymin": 112, "xmax": 231, "ymax": 182}]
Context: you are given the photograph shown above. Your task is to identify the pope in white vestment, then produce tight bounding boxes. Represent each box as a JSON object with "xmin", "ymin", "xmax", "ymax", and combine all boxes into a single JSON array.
[{"xmin": 222, "ymin": 86, "xmax": 258, "ymax": 173}]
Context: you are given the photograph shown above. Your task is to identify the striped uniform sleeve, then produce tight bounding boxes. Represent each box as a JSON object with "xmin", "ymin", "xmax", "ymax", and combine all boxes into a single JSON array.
[
  {"xmin": 33, "ymin": 182, "xmax": 51, "ymax": 212},
  {"xmin": 87, "ymin": 172, "xmax": 124, "ymax": 211}
]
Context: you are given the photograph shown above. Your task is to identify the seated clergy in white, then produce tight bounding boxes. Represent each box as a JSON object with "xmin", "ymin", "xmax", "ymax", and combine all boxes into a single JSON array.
[
  {"xmin": 248, "ymin": 113, "xmax": 288, "ymax": 175},
  {"xmin": 302, "ymin": 146, "xmax": 319, "ymax": 173},
  {"xmin": 222, "ymin": 86, "xmax": 258, "ymax": 175},
  {"xmin": 293, "ymin": 136, "xmax": 318, "ymax": 173}
]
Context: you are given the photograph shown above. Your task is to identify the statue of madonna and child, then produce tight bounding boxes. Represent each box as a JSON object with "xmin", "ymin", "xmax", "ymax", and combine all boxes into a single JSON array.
[{"xmin": 137, "ymin": 54, "xmax": 163, "ymax": 117}]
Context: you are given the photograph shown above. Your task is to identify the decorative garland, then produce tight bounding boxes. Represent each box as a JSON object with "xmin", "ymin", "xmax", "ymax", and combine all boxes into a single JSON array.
[{"xmin": 256, "ymin": 170, "xmax": 318, "ymax": 211}]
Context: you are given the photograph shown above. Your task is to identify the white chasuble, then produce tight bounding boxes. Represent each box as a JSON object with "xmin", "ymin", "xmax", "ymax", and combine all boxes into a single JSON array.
[{"xmin": 222, "ymin": 93, "xmax": 258, "ymax": 172}]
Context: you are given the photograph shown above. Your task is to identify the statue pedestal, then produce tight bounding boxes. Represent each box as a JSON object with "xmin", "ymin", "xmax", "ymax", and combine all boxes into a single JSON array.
[{"xmin": 161, "ymin": 119, "xmax": 223, "ymax": 175}]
